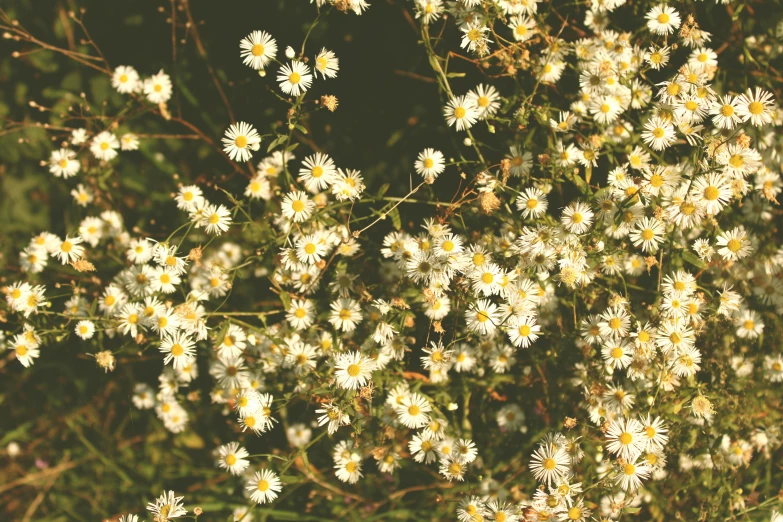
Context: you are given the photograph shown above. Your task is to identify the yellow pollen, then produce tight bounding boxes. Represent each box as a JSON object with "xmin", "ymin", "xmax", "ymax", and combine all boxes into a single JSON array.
[{"xmin": 748, "ymin": 101, "xmax": 764, "ymax": 115}]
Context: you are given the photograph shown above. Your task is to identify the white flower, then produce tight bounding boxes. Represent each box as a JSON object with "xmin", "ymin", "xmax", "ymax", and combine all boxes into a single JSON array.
[
  {"xmin": 314, "ymin": 47, "xmax": 339, "ymax": 79},
  {"xmin": 90, "ymin": 131, "xmax": 120, "ymax": 161},
  {"xmin": 222, "ymin": 122, "xmax": 261, "ymax": 162},
  {"xmin": 216, "ymin": 442, "xmax": 249, "ymax": 475},
  {"xmin": 144, "ymin": 70, "xmax": 173, "ymax": 104},
  {"xmin": 277, "ymin": 61, "xmax": 313, "ymax": 96},
  {"xmin": 414, "ymin": 148, "xmax": 445, "ymax": 181},
  {"xmin": 646, "ymin": 4, "xmax": 681, "ymax": 35},
  {"xmin": 240, "ymin": 30, "xmax": 277, "ymax": 70},
  {"xmin": 444, "ymin": 95, "xmax": 479, "ymax": 131},
  {"xmin": 246, "ymin": 470, "xmax": 282, "ymax": 504},
  {"xmin": 334, "ymin": 350, "xmax": 374, "ymax": 390},
  {"xmin": 112, "ymin": 65, "xmax": 140, "ymax": 93}
]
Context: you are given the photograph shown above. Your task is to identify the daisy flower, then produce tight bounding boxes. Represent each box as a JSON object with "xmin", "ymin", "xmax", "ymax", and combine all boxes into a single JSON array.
[
  {"xmin": 12, "ymin": 334, "xmax": 40, "ymax": 368},
  {"xmin": 245, "ymin": 175, "xmax": 271, "ymax": 200},
  {"xmin": 646, "ymin": 4, "xmax": 681, "ymax": 35},
  {"xmin": 414, "ymin": 148, "xmax": 446, "ymax": 181},
  {"xmin": 112, "ymin": 65, "xmax": 140, "ymax": 93},
  {"xmin": 335, "ymin": 457, "xmax": 363, "ymax": 484},
  {"xmin": 735, "ymin": 309, "xmax": 763, "ymax": 339},
  {"xmin": 246, "ymin": 470, "xmax": 282, "ymax": 504},
  {"xmin": 444, "ymin": 95, "xmax": 479, "ymax": 131},
  {"xmin": 222, "ymin": 122, "xmax": 261, "ymax": 163},
  {"xmin": 281, "ymin": 191, "xmax": 315, "ymax": 222},
  {"xmin": 641, "ymin": 117, "xmax": 676, "ymax": 151},
  {"xmin": 629, "ymin": 217, "xmax": 665, "ymax": 253},
  {"xmin": 144, "ymin": 70, "xmax": 173, "ymax": 104},
  {"xmin": 49, "ymin": 149, "xmax": 80, "ymax": 178},
  {"xmin": 616, "ymin": 458, "xmax": 651, "ymax": 491},
  {"xmin": 120, "ymin": 133, "xmax": 139, "ymax": 151},
  {"xmin": 146, "ymin": 491, "xmax": 187, "ymax": 521},
  {"xmin": 606, "ymin": 418, "xmax": 646, "ymax": 461},
  {"xmin": 465, "ymin": 298, "xmax": 501, "ymax": 335},
  {"xmin": 316, "ymin": 401, "xmax": 350, "ymax": 434},
  {"xmin": 74, "ymin": 320, "xmax": 96, "ymax": 340},
  {"xmin": 716, "ymin": 226, "xmax": 752, "ymax": 261},
  {"xmin": 506, "ymin": 314, "xmax": 541, "ymax": 348},
  {"xmin": 561, "ymin": 201, "xmax": 594, "ymax": 234},
  {"xmin": 240, "ymin": 30, "xmax": 277, "ymax": 70},
  {"xmin": 277, "ymin": 61, "xmax": 313, "ymax": 96},
  {"xmin": 710, "ymin": 95, "xmax": 741, "ymax": 130},
  {"xmin": 331, "ymin": 168, "xmax": 365, "ymax": 201},
  {"xmin": 299, "ymin": 153, "xmax": 337, "ymax": 192},
  {"xmin": 70, "ymin": 128, "xmax": 88, "ymax": 145},
  {"xmin": 286, "ymin": 298, "xmax": 315, "ymax": 330},
  {"xmin": 529, "ymin": 444, "xmax": 570, "ymax": 485},
  {"xmin": 295, "ymin": 234, "xmax": 328, "ymax": 264},
  {"xmin": 217, "ymin": 442, "xmax": 250, "ymax": 475},
  {"xmin": 460, "ymin": 22, "xmax": 492, "ymax": 53},
  {"xmin": 691, "ymin": 173, "xmax": 732, "ymax": 215},
  {"xmin": 509, "ymin": 15, "xmax": 537, "ymax": 42},
  {"xmin": 160, "ymin": 332, "xmax": 196, "ymax": 370},
  {"xmin": 764, "ymin": 356, "xmax": 783, "ymax": 382},
  {"xmin": 328, "ymin": 298, "xmax": 362, "ymax": 332},
  {"xmin": 396, "ymin": 392, "xmax": 432, "ymax": 428},
  {"xmin": 516, "ymin": 188, "xmax": 548, "ymax": 218},
  {"xmin": 90, "ymin": 131, "xmax": 120, "ymax": 161},
  {"xmin": 314, "ymin": 47, "xmax": 339, "ymax": 79},
  {"xmin": 639, "ymin": 414, "xmax": 669, "ymax": 451},
  {"xmin": 468, "ymin": 84, "xmax": 501, "ymax": 119},
  {"xmin": 55, "ymin": 235, "xmax": 85, "ymax": 264},
  {"xmin": 334, "ymin": 350, "xmax": 374, "ymax": 390},
  {"xmin": 736, "ymin": 87, "xmax": 776, "ymax": 127}
]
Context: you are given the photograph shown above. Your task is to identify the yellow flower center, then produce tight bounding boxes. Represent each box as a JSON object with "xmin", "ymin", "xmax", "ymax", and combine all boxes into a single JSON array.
[{"xmin": 748, "ymin": 101, "xmax": 764, "ymax": 115}]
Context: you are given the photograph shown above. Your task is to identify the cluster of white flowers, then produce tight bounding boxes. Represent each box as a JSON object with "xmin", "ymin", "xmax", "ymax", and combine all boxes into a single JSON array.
[{"xmin": 4, "ymin": 0, "xmax": 783, "ymax": 520}]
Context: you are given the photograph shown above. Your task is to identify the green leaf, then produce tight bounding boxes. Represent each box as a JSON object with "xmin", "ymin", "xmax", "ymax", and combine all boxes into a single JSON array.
[
  {"xmin": 681, "ymin": 251, "xmax": 707, "ymax": 269},
  {"xmin": 279, "ymin": 290, "xmax": 291, "ymax": 310},
  {"xmin": 388, "ymin": 206, "xmax": 401, "ymax": 230},
  {"xmin": 377, "ymin": 183, "xmax": 390, "ymax": 199}
]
